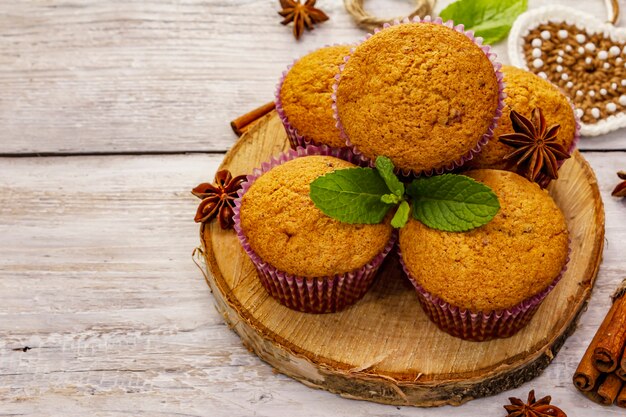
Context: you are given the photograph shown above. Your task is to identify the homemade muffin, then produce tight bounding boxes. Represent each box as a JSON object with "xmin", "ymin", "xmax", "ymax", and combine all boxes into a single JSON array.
[
  {"xmin": 468, "ymin": 66, "xmax": 578, "ymax": 170},
  {"xmin": 240, "ymin": 155, "xmax": 392, "ymax": 277},
  {"xmin": 335, "ymin": 20, "xmax": 502, "ymax": 174},
  {"xmin": 277, "ymin": 45, "xmax": 352, "ymax": 149},
  {"xmin": 399, "ymin": 169, "xmax": 569, "ymax": 339},
  {"xmin": 234, "ymin": 149, "xmax": 395, "ymax": 313}
]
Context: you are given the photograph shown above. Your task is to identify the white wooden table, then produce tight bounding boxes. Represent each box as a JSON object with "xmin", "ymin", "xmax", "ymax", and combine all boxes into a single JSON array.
[{"xmin": 1, "ymin": 1, "xmax": 624, "ymax": 416}]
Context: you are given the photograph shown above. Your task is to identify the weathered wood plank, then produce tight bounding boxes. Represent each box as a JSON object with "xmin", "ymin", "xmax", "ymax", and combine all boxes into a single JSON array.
[
  {"xmin": 0, "ymin": 152, "xmax": 624, "ymax": 416},
  {"xmin": 0, "ymin": 0, "xmax": 624, "ymax": 155}
]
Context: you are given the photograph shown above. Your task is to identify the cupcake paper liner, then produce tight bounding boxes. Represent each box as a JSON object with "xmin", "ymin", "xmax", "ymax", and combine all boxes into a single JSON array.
[
  {"xmin": 331, "ymin": 16, "xmax": 507, "ymax": 176},
  {"xmin": 275, "ymin": 45, "xmax": 353, "ymax": 152},
  {"xmin": 398, "ymin": 246, "xmax": 571, "ymax": 341},
  {"xmin": 233, "ymin": 145, "xmax": 397, "ymax": 313}
]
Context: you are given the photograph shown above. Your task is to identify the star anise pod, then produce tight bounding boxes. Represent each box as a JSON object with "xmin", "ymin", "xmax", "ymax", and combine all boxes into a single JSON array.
[
  {"xmin": 504, "ymin": 390, "xmax": 567, "ymax": 417},
  {"xmin": 192, "ymin": 170, "xmax": 246, "ymax": 229},
  {"xmin": 278, "ymin": 0, "xmax": 329, "ymax": 40},
  {"xmin": 612, "ymin": 171, "xmax": 626, "ymax": 198},
  {"xmin": 499, "ymin": 108, "xmax": 571, "ymax": 188}
]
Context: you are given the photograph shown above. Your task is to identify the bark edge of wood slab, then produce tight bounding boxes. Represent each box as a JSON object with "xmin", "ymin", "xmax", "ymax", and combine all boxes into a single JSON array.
[{"xmin": 198, "ymin": 111, "xmax": 605, "ymax": 407}]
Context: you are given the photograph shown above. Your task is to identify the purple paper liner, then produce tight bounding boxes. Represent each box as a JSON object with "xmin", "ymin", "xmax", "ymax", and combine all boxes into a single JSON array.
[
  {"xmin": 232, "ymin": 145, "xmax": 397, "ymax": 314},
  {"xmin": 275, "ymin": 45, "xmax": 354, "ymax": 153},
  {"xmin": 398, "ymin": 245, "xmax": 571, "ymax": 341},
  {"xmin": 331, "ymin": 16, "xmax": 507, "ymax": 176}
]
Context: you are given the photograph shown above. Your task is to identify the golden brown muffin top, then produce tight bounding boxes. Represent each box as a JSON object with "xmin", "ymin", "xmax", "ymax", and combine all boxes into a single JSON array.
[
  {"xmin": 280, "ymin": 45, "xmax": 351, "ymax": 149},
  {"xmin": 468, "ymin": 65, "xmax": 577, "ymax": 169},
  {"xmin": 239, "ymin": 155, "xmax": 393, "ymax": 277},
  {"xmin": 336, "ymin": 23, "xmax": 500, "ymax": 174},
  {"xmin": 399, "ymin": 169, "xmax": 569, "ymax": 311}
]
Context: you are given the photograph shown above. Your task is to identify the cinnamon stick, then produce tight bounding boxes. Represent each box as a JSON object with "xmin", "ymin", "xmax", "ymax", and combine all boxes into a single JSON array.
[
  {"xmin": 597, "ymin": 373, "xmax": 624, "ymax": 405},
  {"xmin": 574, "ymin": 305, "xmax": 617, "ymax": 391},
  {"xmin": 618, "ymin": 385, "xmax": 626, "ymax": 408},
  {"xmin": 593, "ymin": 295, "xmax": 626, "ymax": 373},
  {"xmin": 230, "ymin": 101, "xmax": 276, "ymax": 136},
  {"xmin": 622, "ymin": 345, "xmax": 626, "ymax": 376},
  {"xmin": 617, "ymin": 366, "xmax": 626, "ymax": 382},
  {"xmin": 581, "ymin": 386, "xmax": 607, "ymax": 405}
]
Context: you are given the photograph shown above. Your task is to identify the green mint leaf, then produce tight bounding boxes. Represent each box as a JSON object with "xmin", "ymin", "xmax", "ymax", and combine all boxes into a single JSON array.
[
  {"xmin": 391, "ymin": 200, "xmax": 410, "ymax": 229},
  {"xmin": 381, "ymin": 193, "xmax": 401, "ymax": 205},
  {"xmin": 310, "ymin": 167, "xmax": 395, "ymax": 224},
  {"xmin": 407, "ymin": 174, "xmax": 500, "ymax": 232},
  {"xmin": 375, "ymin": 156, "xmax": 404, "ymax": 197},
  {"xmin": 439, "ymin": 0, "xmax": 528, "ymax": 44}
]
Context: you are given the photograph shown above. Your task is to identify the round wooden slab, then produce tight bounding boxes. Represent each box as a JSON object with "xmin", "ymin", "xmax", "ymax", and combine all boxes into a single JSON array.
[{"xmin": 198, "ymin": 111, "xmax": 605, "ymax": 407}]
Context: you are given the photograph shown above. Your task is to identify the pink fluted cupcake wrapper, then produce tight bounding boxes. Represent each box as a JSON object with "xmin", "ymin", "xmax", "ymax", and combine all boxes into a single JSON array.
[
  {"xmin": 233, "ymin": 145, "xmax": 397, "ymax": 313},
  {"xmin": 331, "ymin": 16, "xmax": 507, "ymax": 176},
  {"xmin": 398, "ymin": 245, "xmax": 570, "ymax": 341},
  {"xmin": 275, "ymin": 45, "xmax": 355, "ymax": 152}
]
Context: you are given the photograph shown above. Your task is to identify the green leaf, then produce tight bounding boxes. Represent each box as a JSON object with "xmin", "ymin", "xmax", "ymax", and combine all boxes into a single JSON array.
[
  {"xmin": 407, "ymin": 174, "xmax": 500, "ymax": 232},
  {"xmin": 310, "ymin": 167, "xmax": 395, "ymax": 224},
  {"xmin": 439, "ymin": 0, "xmax": 528, "ymax": 44},
  {"xmin": 375, "ymin": 156, "xmax": 404, "ymax": 197},
  {"xmin": 391, "ymin": 200, "xmax": 410, "ymax": 229},
  {"xmin": 381, "ymin": 193, "xmax": 401, "ymax": 205}
]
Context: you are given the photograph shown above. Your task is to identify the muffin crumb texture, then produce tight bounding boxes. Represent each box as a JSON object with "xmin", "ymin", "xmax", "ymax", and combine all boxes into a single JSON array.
[
  {"xmin": 337, "ymin": 23, "xmax": 499, "ymax": 173},
  {"xmin": 280, "ymin": 45, "xmax": 352, "ymax": 149},
  {"xmin": 399, "ymin": 169, "xmax": 569, "ymax": 311},
  {"xmin": 469, "ymin": 65, "xmax": 577, "ymax": 169},
  {"xmin": 240, "ymin": 155, "xmax": 393, "ymax": 277}
]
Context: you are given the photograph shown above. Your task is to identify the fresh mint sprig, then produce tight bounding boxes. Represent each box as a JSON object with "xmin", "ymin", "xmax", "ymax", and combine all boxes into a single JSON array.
[
  {"xmin": 407, "ymin": 174, "xmax": 500, "ymax": 232},
  {"xmin": 391, "ymin": 200, "xmax": 410, "ymax": 229},
  {"xmin": 310, "ymin": 157, "xmax": 411, "ymax": 228},
  {"xmin": 309, "ymin": 156, "xmax": 500, "ymax": 232},
  {"xmin": 375, "ymin": 156, "xmax": 404, "ymax": 198},
  {"xmin": 439, "ymin": 0, "xmax": 528, "ymax": 45},
  {"xmin": 309, "ymin": 165, "xmax": 395, "ymax": 224}
]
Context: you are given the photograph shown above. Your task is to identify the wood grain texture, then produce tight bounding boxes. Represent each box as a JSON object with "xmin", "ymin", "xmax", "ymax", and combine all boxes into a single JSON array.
[
  {"xmin": 0, "ymin": 151, "xmax": 624, "ymax": 416},
  {"xmin": 199, "ymin": 112, "xmax": 604, "ymax": 407},
  {"xmin": 0, "ymin": 0, "xmax": 625, "ymax": 155}
]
